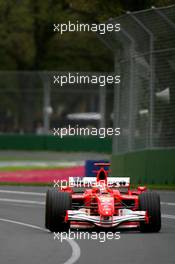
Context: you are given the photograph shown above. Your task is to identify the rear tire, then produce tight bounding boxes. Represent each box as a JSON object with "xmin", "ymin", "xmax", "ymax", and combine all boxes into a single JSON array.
[
  {"xmin": 45, "ymin": 189, "xmax": 72, "ymax": 232},
  {"xmin": 139, "ymin": 191, "xmax": 161, "ymax": 232}
]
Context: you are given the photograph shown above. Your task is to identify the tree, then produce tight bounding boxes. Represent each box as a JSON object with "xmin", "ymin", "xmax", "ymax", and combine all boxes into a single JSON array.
[{"xmin": 0, "ymin": 0, "xmax": 174, "ymax": 132}]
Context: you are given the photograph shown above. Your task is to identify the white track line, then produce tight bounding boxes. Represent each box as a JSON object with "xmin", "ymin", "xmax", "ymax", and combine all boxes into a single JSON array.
[
  {"xmin": 0, "ymin": 161, "xmax": 84, "ymax": 167},
  {"xmin": 0, "ymin": 198, "xmax": 44, "ymax": 205},
  {"xmin": 162, "ymin": 214, "xmax": 175, "ymax": 220},
  {"xmin": 161, "ymin": 202, "xmax": 175, "ymax": 206},
  {"xmin": 0, "ymin": 190, "xmax": 45, "ymax": 196},
  {"xmin": 0, "ymin": 217, "xmax": 81, "ymax": 264},
  {"xmin": 63, "ymin": 239, "xmax": 81, "ymax": 264}
]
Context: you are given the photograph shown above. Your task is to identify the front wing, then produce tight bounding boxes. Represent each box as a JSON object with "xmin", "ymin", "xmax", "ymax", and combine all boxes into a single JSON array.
[{"xmin": 67, "ymin": 209, "xmax": 147, "ymax": 228}]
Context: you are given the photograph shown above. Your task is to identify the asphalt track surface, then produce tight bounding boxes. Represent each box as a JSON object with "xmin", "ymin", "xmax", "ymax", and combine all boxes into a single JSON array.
[{"xmin": 0, "ymin": 186, "xmax": 174, "ymax": 264}]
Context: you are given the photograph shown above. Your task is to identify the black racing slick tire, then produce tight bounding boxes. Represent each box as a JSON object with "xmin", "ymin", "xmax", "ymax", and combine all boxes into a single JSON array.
[
  {"xmin": 45, "ymin": 189, "xmax": 72, "ymax": 232},
  {"xmin": 139, "ymin": 191, "xmax": 161, "ymax": 232}
]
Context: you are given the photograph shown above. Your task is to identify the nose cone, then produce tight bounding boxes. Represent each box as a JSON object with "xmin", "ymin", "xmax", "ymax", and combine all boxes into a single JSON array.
[
  {"xmin": 98, "ymin": 196, "xmax": 114, "ymax": 216},
  {"xmin": 101, "ymin": 207, "xmax": 113, "ymax": 216}
]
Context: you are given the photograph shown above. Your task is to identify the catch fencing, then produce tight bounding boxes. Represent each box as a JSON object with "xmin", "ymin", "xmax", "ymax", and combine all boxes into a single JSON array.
[{"xmin": 100, "ymin": 5, "xmax": 175, "ymax": 153}]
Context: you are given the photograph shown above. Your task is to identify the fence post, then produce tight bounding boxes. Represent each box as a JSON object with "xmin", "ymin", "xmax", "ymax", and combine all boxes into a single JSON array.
[
  {"xmin": 129, "ymin": 13, "xmax": 155, "ymax": 148},
  {"xmin": 112, "ymin": 53, "xmax": 120, "ymax": 154},
  {"xmin": 99, "ymin": 84, "xmax": 106, "ymax": 129},
  {"xmin": 41, "ymin": 72, "xmax": 51, "ymax": 134},
  {"xmin": 153, "ymin": 7, "xmax": 175, "ymax": 30}
]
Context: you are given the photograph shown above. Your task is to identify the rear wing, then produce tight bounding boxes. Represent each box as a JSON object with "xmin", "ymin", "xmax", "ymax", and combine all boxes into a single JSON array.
[{"xmin": 69, "ymin": 177, "xmax": 130, "ymax": 188}]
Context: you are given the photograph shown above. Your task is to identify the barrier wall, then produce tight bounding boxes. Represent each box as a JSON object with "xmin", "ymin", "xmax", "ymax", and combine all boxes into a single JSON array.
[
  {"xmin": 111, "ymin": 149, "xmax": 175, "ymax": 184},
  {"xmin": 0, "ymin": 135, "xmax": 112, "ymax": 153}
]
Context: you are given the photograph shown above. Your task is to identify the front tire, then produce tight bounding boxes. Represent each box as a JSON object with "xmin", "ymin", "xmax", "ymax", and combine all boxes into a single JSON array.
[
  {"xmin": 139, "ymin": 191, "xmax": 161, "ymax": 232},
  {"xmin": 45, "ymin": 189, "xmax": 72, "ymax": 232}
]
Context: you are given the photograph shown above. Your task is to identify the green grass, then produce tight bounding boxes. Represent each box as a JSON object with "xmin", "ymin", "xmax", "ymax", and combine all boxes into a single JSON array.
[
  {"xmin": 0, "ymin": 166, "xmax": 66, "ymax": 172},
  {"xmin": 144, "ymin": 184, "xmax": 175, "ymax": 190},
  {"xmin": 0, "ymin": 157, "xmax": 52, "ymax": 161}
]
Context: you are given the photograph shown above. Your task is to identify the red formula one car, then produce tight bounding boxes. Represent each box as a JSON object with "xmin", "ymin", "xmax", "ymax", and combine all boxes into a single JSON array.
[{"xmin": 45, "ymin": 163, "xmax": 161, "ymax": 232}]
